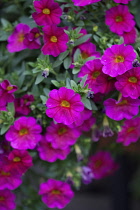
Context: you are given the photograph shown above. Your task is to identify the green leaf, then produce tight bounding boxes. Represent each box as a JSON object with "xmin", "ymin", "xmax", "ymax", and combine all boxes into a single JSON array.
[
  {"xmin": 82, "ymin": 96, "xmax": 92, "ymax": 110},
  {"xmin": 1, "ymin": 125, "xmax": 10, "ymax": 135},
  {"xmin": 70, "ymin": 80, "xmax": 78, "ymax": 90},
  {"xmin": 58, "ymin": 50, "xmax": 69, "ymax": 61},
  {"xmin": 51, "ymin": 80, "xmax": 60, "ymax": 87},
  {"xmin": 66, "ymin": 78, "xmax": 71, "ymax": 89},
  {"xmin": 72, "ymin": 68, "xmax": 80, "ymax": 74},
  {"xmin": 80, "ymin": 74, "xmax": 88, "ymax": 87},
  {"xmin": 53, "ymin": 59, "xmax": 63, "ymax": 68},
  {"xmin": 74, "ymin": 34, "xmax": 92, "ymax": 47},
  {"xmin": 7, "ymin": 102, "xmax": 15, "ymax": 115},
  {"xmin": 73, "ymin": 48, "xmax": 81, "ymax": 62},
  {"xmin": 90, "ymin": 100, "xmax": 98, "ymax": 110},
  {"xmin": 63, "ymin": 57, "xmax": 72, "ymax": 69},
  {"xmin": 40, "ymin": 95, "xmax": 48, "ymax": 104},
  {"xmin": 35, "ymin": 74, "xmax": 44, "ymax": 85}
]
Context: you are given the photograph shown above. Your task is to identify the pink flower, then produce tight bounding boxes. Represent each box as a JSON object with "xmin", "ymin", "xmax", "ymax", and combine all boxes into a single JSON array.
[
  {"xmin": 37, "ymin": 137, "xmax": 71, "ymax": 162},
  {"xmin": 32, "ymin": 0, "xmax": 62, "ymax": 26},
  {"xmin": 46, "ymin": 87, "xmax": 84, "ymax": 125},
  {"xmin": 105, "ymin": 5, "xmax": 135, "ymax": 35},
  {"xmin": 0, "ymin": 80, "xmax": 17, "ymax": 106},
  {"xmin": 45, "ymin": 122, "xmax": 80, "ymax": 149},
  {"xmin": 117, "ymin": 117, "xmax": 140, "ymax": 146},
  {"xmin": 0, "ymin": 157, "xmax": 22, "ymax": 190},
  {"xmin": 42, "ymin": 25, "xmax": 69, "ymax": 57},
  {"xmin": 115, "ymin": 67, "xmax": 140, "ymax": 99},
  {"xmin": 39, "ymin": 179, "xmax": 74, "ymax": 209},
  {"xmin": 120, "ymin": 27, "xmax": 137, "ymax": 45},
  {"xmin": 101, "ymin": 44, "xmax": 136, "ymax": 77},
  {"xmin": 5, "ymin": 117, "xmax": 42, "ymax": 150},
  {"xmin": 24, "ymin": 28, "xmax": 41, "ymax": 49},
  {"xmin": 78, "ymin": 59, "xmax": 105, "ymax": 93},
  {"xmin": 14, "ymin": 94, "xmax": 34, "ymax": 116},
  {"xmin": 88, "ymin": 151, "xmax": 118, "ymax": 179},
  {"xmin": 0, "ymin": 189, "xmax": 16, "ymax": 210},
  {"xmin": 7, "ymin": 23, "xmax": 30, "ymax": 53},
  {"xmin": 78, "ymin": 116, "xmax": 96, "ymax": 132},
  {"xmin": 104, "ymin": 97, "xmax": 140, "ymax": 121},
  {"xmin": 113, "ymin": 0, "xmax": 132, "ymax": 4},
  {"xmin": 72, "ymin": 0, "xmax": 101, "ymax": 6},
  {"xmin": 6, "ymin": 149, "xmax": 33, "ymax": 175},
  {"xmin": 96, "ymin": 74, "xmax": 116, "ymax": 94}
]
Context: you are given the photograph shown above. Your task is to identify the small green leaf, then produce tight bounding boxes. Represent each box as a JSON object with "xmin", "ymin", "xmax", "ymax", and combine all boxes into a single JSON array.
[
  {"xmin": 63, "ymin": 57, "xmax": 72, "ymax": 69},
  {"xmin": 72, "ymin": 68, "xmax": 80, "ymax": 74},
  {"xmin": 51, "ymin": 80, "xmax": 60, "ymax": 87},
  {"xmin": 1, "ymin": 125, "xmax": 10, "ymax": 135},
  {"xmin": 35, "ymin": 74, "xmax": 44, "ymax": 85},
  {"xmin": 82, "ymin": 96, "xmax": 92, "ymax": 110},
  {"xmin": 80, "ymin": 74, "xmax": 88, "ymax": 87},
  {"xmin": 40, "ymin": 95, "xmax": 48, "ymax": 104},
  {"xmin": 58, "ymin": 50, "xmax": 69, "ymax": 60},
  {"xmin": 66, "ymin": 78, "xmax": 71, "ymax": 89},
  {"xmin": 74, "ymin": 34, "xmax": 92, "ymax": 47}
]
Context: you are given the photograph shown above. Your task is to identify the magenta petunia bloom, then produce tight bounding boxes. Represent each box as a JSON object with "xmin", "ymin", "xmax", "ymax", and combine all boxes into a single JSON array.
[
  {"xmin": 96, "ymin": 74, "xmax": 116, "ymax": 94},
  {"xmin": 14, "ymin": 94, "xmax": 34, "ymax": 116},
  {"xmin": 0, "ymin": 189, "xmax": 16, "ymax": 210},
  {"xmin": 5, "ymin": 116, "xmax": 42, "ymax": 150},
  {"xmin": 37, "ymin": 137, "xmax": 71, "ymax": 162},
  {"xmin": 115, "ymin": 67, "xmax": 140, "ymax": 99},
  {"xmin": 78, "ymin": 116, "xmax": 96, "ymax": 132},
  {"xmin": 88, "ymin": 151, "xmax": 118, "ymax": 179},
  {"xmin": 117, "ymin": 117, "xmax": 140, "ymax": 146},
  {"xmin": 113, "ymin": 0, "xmax": 132, "ymax": 4},
  {"xmin": 101, "ymin": 44, "xmax": 136, "ymax": 77},
  {"xmin": 78, "ymin": 59, "xmax": 105, "ymax": 94},
  {"xmin": 104, "ymin": 96, "xmax": 140, "ymax": 121},
  {"xmin": 42, "ymin": 25, "xmax": 69, "ymax": 57},
  {"xmin": 46, "ymin": 87, "xmax": 84, "ymax": 125},
  {"xmin": 45, "ymin": 122, "xmax": 81, "ymax": 149},
  {"xmin": 120, "ymin": 27, "xmax": 137, "ymax": 45},
  {"xmin": 6, "ymin": 149, "xmax": 33, "ymax": 175},
  {"xmin": 7, "ymin": 23, "xmax": 30, "ymax": 53},
  {"xmin": 72, "ymin": 0, "xmax": 101, "ymax": 6},
  {"xmin": 0, "ymin": 158, "xmax": 22, "ymax": 190},
  {"xmin": 39, "ymin": 179, "xmax": 74, "ymax": 209},
  {"xmin": 32, "ymin": 0, "xmax": 62, "ymax": 26},
  {"xmin": 0, "ymin": 80, "xmax": 17, "ymax": 106},
  {"xmin": 24, "ymin": 28, "xmax": 41, "ymax": 49},
  {"xmin": 105, "ymin": 5, "xmax": 135, "ymax": 35}
]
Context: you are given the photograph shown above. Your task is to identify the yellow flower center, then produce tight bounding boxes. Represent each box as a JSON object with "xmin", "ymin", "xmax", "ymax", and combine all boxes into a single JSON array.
[
  {"xmin": 81, "ymin": 52, "xmax": 89, "ymax": 59},
  {"xmin": 0, "ymin": 196, "xmax": 4, "ymax": 201},
  {"xmin": 13, "ymin": 157, "xmax": 21, "ymax": 162},
  {"xmin": 115, "ymin": 55, "xmax": 124, "ymax": 63},
  {"xmin": 115, "ymin": 15, "xmax": 123, "ymax": 22},
  {"xmin": 51, "ymin": 190, "xmax": 61, "ymax": 195},
  {"xmin": 128, "ymin": 76, "xmax": 137, "ymax": 83},
  {"xmin": 42, "ymin": 8, "xmax": 51, "ymax": 15},
  {"xmin": 50, "ymin": 36, "xmax": 58, "ymax": 43},
  {"xmin": 35, "ymin": 33, "xmax": 40, "ymax": 38},
  {"xmin": 19, "ymin": 128, "xmax": 28, "ymax": 136},
  {"xmin": 127, "ymin": 127, "xmax": 135, "ymax": 133},
  {"xmin": 117, "ymin": 100, "xmax": 128, "ymax": 106},
  {"xmin": 92, "ymin": 71, "xmax": 100, "ymax": 79},
  {"xmin": 94, "ymin": 160, "xmax": 102, "ymax": 169},
  {"xmin": 18, "ymin": 33, "xmax": 24, "ymax": 42},
  {"xmin": 58, "ymin": 127, "xmax": 67, "ymax": 135},
  {"xmin": 1, "ymin": 171, "xmax": 10, "ymax": 176},
  {"xmin": 60, "ymin": 100, "xmax": 70, "ymax": 108},
  {"xmin": 6, "ymin": 86, "xmax": 13, "ymax": 91}
]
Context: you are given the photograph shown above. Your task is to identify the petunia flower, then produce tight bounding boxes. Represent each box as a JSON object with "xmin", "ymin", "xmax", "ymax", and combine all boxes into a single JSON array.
[
  {"xmin": 0, "ymin": 80, "xmax": 17, "ymax": 106},
  {"xmin": 88, "ymin": 151, "xmax": 118, "ymax": 179},
  {"xmin": 72, "ymin": 0, "xmax": 101, "ymax": 6},
  {"xmin": 46, "ymin": 87, "xmax": 84, "ymax": 125},
  {"xmin": 45, "ymin": 122, "xmax": 81, "ymax": 149},
  {"xmin": 5, "ymin": 117, "xmax": 42, "ymax": 150},
  {"xmin": 42, "ymin": 25, "xmax": 69, "ymax": 57},
  {"xmin": 24, "ymin": 28, "xmax": 41, "ymax": 49},
  {"xmin": 104, "ymin": 96, "xmax": 140, "ymax": 121},
  {"xmin": 101, "ymin": 44, "xmax": 136, "ymax": 77},
  {"xmin": 32, "ymin": 0, "xmax": 62, "ymax": 26},
  {"xmin": 120, "ymin": 27, "xmax": 137, "ymax": 45},
  {"xmin": 115, "ymin": 67, "xmax": 140, "ymax": 99},
  {"xmin": 0, "ymin": 189, "xmax": 16, "ymax": 210},
  {"xmin": 105, "ymin": 5, "xmax": 135, "ymax": 35},
  {"xmin": 7, "ymin": 23, "xmax": 30, "ymax": 53},
  {"xmin": 113, "ymin": 0, "xmax": 132, "ymax": 4},
  {"xmin": 39, "ymin": 179, "xmax": 74, "ymax": 209}
]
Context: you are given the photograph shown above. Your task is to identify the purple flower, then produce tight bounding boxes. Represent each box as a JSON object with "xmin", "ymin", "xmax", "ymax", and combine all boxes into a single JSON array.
[
  {"xmin": 37, "ymin": 137, "xmax": 70, "ymax": 162},
  {"xmin": 0, "ymin": 189, "xmax": 16, "ymax": 210},
  {"xmin": 5, "ymin": 117, "xmax": 42, "ymax": 150},
  {"xmin": 7, "ymin": 23, "xmax": 30, "ymax": 53},
  {"xmin": 46, "ymin": 87, "xmax": 84, "ymax": 125},
  {"xmin": 39, "ymin": 179, "xmax": 74, "ymax": 209},
  {"xmin": 104, "ymin": 97, "xmax": 140, "ymax": 121},
  {"xmin": 105, "ymin": 5, "xmax": 135, "ymax": 35},
  {"xmin": 72, "ymin": 0, "xmax": 101, "ymax": 6},
  {"xmin": 0, "ymin": 80, "xmax": 17, "ymax": 106},
  {"xmin": 24, "ymin": 28, "xmax": 41, "ymax": 49},
  {"xmin": 101, "ymin": 44, "xmax": 136, "ymax": 77},
  {"xmin": 45, "ymin": 122, "xmax": 81, "ymax": 149},
  {"xmin": 32, "ymin": 0, "xmax": 62, "ymax": 26},
  {"xmin": 81, "ymin": 166, "xmax": 94, "ymax": 184}
]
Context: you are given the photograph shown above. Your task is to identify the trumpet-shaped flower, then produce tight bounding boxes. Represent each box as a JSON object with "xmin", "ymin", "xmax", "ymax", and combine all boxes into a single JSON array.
[
  {"xmin": 0, "ymin": 189, "xmax": 16, "ymax": 210},
  {"xmin": 72, "ymin": 0, "xmax": 101, "ymax": 6}
]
